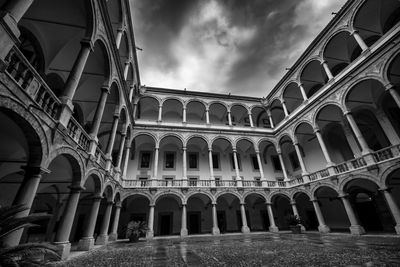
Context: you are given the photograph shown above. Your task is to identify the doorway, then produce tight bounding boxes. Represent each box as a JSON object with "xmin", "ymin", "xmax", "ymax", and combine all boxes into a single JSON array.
[
  {"xmin": 188, "ymin": 212, "xmax": 201, "ymax": 234},
  {"xmin": 217, "ymin": 211, "xmax": 226, "ymax": 233},
  {"xmin": 159, "ymin": 212, "xmax": 173, "ymax": 236}
]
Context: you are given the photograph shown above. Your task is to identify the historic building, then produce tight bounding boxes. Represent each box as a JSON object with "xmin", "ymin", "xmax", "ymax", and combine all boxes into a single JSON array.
[{"xmin": 1, "ymin": 0, "xmax": 400, "ymax": 260}]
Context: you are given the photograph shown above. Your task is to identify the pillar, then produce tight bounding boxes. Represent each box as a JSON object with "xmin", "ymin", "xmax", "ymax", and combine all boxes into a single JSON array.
[
  {"xmin": 208, "ymin": 148, "xmax": 214, "ymax": 180},
  {"xmin": 182, "ymin": 106, "xmax": 187, "ymax": 124},
  {"xmin": 351, "ymin": 31, "xmax": 368, "ymax": 52},
  {"xmin": 266, "ymin": 203, "xmax": 279, "ymax": 232},
  {"xmin": 321, "ymin": 60, "xmax": 334, "ymax": 80},
  {"xmin": 227, "ymin": 110, "xmax": 232, "ymax": 126},
  {"xmin": 290, "ymin": 200, "xmax": 305, "ymax": 232},
  {"xmin": 153, "ymin": 147, "xmax": 159, "ymax": 180},
  {"xmin": 121, "ymin": 145, "xmax": 131, "ymax": 178},
  {"xmin": 255, "ymin": 150, "xmax": 265, "ymax": 180},
  {"xmin": 78, "ymin": 195, "xmax": 102, "ymax": 250},
  {"xmin": 386, "ymin": 84, "xmax": 400, "ymax": 110},
  {"xmin": 182, "ymin": 147, "xmax": 187, "ymax": 181},
  {"xmin": 311, "ymin": 199, "xmax": 330, "ymax": 233},
  {"xmin": 146, "ymin": 205, "xmax": 155, "ymax": 239},
  {"xmin": 109, "ymin": 204, "xmax": 122, "ymax": 241},
  {"xmin": 282, "ymin": 100, "xmax": 289, "ymax": 117},
  {"xmin": 205, "ymin": 108, "xmax": 210, "ymax": 124},
  {"xmin": 123, "ymin": 61, "xmax": 130, "ymax": 80},
  {"xmin": 267, "ymin": 109, "xmax": 274, "ymax": 128},
  {"xmin": 115, "ymin": 131, "xmax": 127, "ymax": 171},
  {"xmin": 248, "ymin": 111, "xmax": 254, "ymax": 127},
  {"xmin": 115, "ymin": 29, "xmax": 123, "ymax": 49},
  {"xmin": 3, "ymin": 0, "xmax": 34, "ymax": 23},
  {"xmin": 212, "ymin": 203, "xmax": 220, "ymax": 235},
  {"xmin": 180, "ymin": 204, "xmax": 188, "ymax": 237},
  {"xmin": 240, "ymin": 203, "xmax": 250, "ymax": 233},
  {"xmin": 105, "ymin": 114, "xmax": 120, "ymax": 166},
  {"xmin": 344, "ymin": 111, "xmax": 372, "ymax": 155},
  {"xmin": 339, "ymin": 194, "xmax": 365, "ymax": 235},
  {"xmin": 375, "ymin": 110, "xmax": 400, "ymax": 145},
  {"xmin": 381, "ymin": 188, "xmax": 400, "ymax": 234},
  {"xmin": 54, "ymin": 185, "xmax": 84, "ymax": 259},
  {"xmin": 157, "ymin": 104, "xmax": 162, "ymax": 122},
  {"xmin": 96, "ymin": 201, "xmax": 114, "ymax": 244},
  {"xmin": 277, "ymin": 150, "xmax": 289, "ymax": 181},
  {"xmin": 314, "ymin": 127, "xmax": 334, "ymax": 167},
  {"xmin": 298, "ymin": 83, "xmax": 308, "ymax": 101},
  {"xmin": 4, "ymin": 166, "xmax": 47, "ymax": 247},
  {"xmin": 89, "ymin": 87, "xmax": 109, "ymax": 138},
  {"xmin": 293, "ymin": 140, "xmax": 308, "ymax": 175},
  {"xmin": 233, "ymin": 149, "xmax": 241, "ymax": 181}
]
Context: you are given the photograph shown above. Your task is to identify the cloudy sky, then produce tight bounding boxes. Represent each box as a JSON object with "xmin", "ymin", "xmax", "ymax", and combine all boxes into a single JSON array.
[{"xmin": 131, "ymin": 0, "xmax": 346, "ymax": 97}]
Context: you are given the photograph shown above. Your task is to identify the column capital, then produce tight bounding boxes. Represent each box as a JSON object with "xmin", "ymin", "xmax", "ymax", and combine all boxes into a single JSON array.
[
  {"xmin": 255, "ymin": 150, "xmax": 260, "ymax": 154},
  {"xmin": 385, "ymin": 83, "xmax": 396, "ymax": 91},
  {"xmin": 106, "ymin": 200, "xmax": 114, "ymax": 205},
  {"xmin": 232, "ymin": 148, "xmax": 237, "ymax": 153},
  {"xmin": 320, "ymin": 60, "xmax": 327, "ymax": 65},
  {"xmin": 80, "ymin": 39, "xmax": 94, "ymax": 51},
  {"xmin": 149, "ymin": 204, "xmax": 155, "ymax": 207},
  {"xmin": 290, "ymin": 200, "xmax": 296, "ymax": 205},
  {"xmin": 247, "ymin": 110, "xmax": 252, "ymax": 115},
  {"xmin": 265, "ymin": 201, "xmax": 272, "ymax": 205},
  {"xmin": 310, "ymin": 198, "xmax": 318, "ymax": 202},
  {"xmin": 183, "ymin": 106, "xmax": 187, "ymax": 110},
  {"xmin": 113, "ymin": 113, "xmax": 120, "ymax": 119},
  {"xmin": 343, "ymin": 110, "xmax": 352, "ymax": 116},
  {"xmin": 100, "ymin": 86, "xmax": 110, "ymax": 94},
  {"xmin": 338, "ymin": 193, "xmax": 349, "ymax": 199},
  {"xmin": 21, "ymin": 166, "xmax": 50, "ymax": 176},
  {"xmin": 92, "ymin": 195, "xmax": 103, "ymax": 201},
  {"xmin": 182, "ymin": 146, "xmax": 187, "ymax": 151},
  {"xmin": 69, "ymin": 185, "xmax": 85, "ymax": 192},
  {"xmin": 378, "ymin": 186, "xmax": 390, "ymax": 192},
  {"xmin": 293, "ymin": 141, "xmax": 299, "ymax": 146},
  {"xmin": 115, "ymin": 203, "xmax": 122, "ymax": 209},
  {"xmin": 208, "ymin": 147, "xmax": 213, "ymax": 152},
  {"xmin": 155, "ymin": 146, "xmax": 159, "ymax": 150},
  {"xmin": 349, "ymin": 30, "xmax": 359, "ymax": 36},
  {"xmin": 313, "ymin": 126, "xmax": 321, "ymax": 133},
  {"xmin": 158, "ymin": 104, "xmax": 163, "ymax": 108}
]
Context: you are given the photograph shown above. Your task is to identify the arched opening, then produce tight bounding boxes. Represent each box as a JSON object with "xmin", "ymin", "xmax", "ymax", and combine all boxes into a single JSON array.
[
  {"xmin": 94, "ymin": 185, "xmax": 114, "ymax": 244},
  {"xmin": 230, "ymin": 104, "xmax": 248, "ymax": 127},
  {"xmin": 162, "ymin": 99, "xmax": 183, "ymax": 122},
  {"xmin": 186, "ymin": 101, "xmax": 206, "ymax": 124},
  {"xmin": 323, "ymin": 31, "xmax": 361, "ymax": 76},
  {"xmin": 300, "ymin": 60, "xmax": 328, "ymax": 98},
  {"xmin": 294, "ymin": 123, "xmax": 327, "ymax": 172},
  {"xmin": 186, "ymin": 193, "xmax": 213, "ymax": 235},
  {"xmin": 386, "ymin": 53, "xmax": 400, "ymax": 136},
  {"xmin": 270, "ymin": 99, "xmax": 285, "ymax": 125},
  {"xmin": 118, "ymin": 33, "xmax": 130, "ymax": 67},
  {"xmin": 282, "ymin": 83, "xmax": 303, "ymax": 113},
  {"xmin": 209, "ymin": 103, "xmax": 228, "ymax": 126},
  {"xmin": 251, "ymin": 106, "xmax": 270, "ymax": 128},
  {"xmin": 119, "ymin": 195, "xmax": 150, "ymax": 239},
  {"xmin": 137, "ymin": 96, "xmax": 159, "ymax": 121},
  {"xmin": 236, "ymin": 139, "xmax": 257, "ymax": 182},
  {"xmin": 344, "ymin": 178, "xmax": 395, "ymax": 233},
  {"xmin": 386, "ymin": 168, "xmax": 400, "ymax": 208},
  {"xmin": 154, "ymin": 194, "xmax": 182, "ymax": 236},
  {"xmin": 106, "ymin": 0, "xmax": 123, "ymax": 38},
  {"xmin": 293, "ymin": 193, "xmax": 318, "ymax": 231},
  {"xmin": 258, "ymin": 140, "xmax": 281, "ymax": 181},
  {"xmin": 126, "ymin": 134, "xmax": 156, "ymax": 183},
  {"xmin": 244, "ymin": 194, "xmax": 268, "ymax": 231},
  {"xmin": 212, "ymin": 138, "xmax": 234, "ymax": 184},
  {"xmin": 353, "ymin": 0, "xmax": 400, "ymax": 47},
  {"xmin": 314, "ymin": 186, "xmax": 349, "ymax": 232},
  {"xmin": 316, "ymin": 105, "xmax": 355, "ymax": 163},
  {"xmin": 158, "ymin": 135, "xmax": 183, "ymax": 181},
  {"xmin": 216, "ymin": 194, "xmax": 241, "ymax": 233},
  {"xmin": 279, "ymin": 136, "xmax": 301, "ymax": 179},
  {"xmin": 186, "ymin": 137, "xmax": 209, "ymax": 182},
  {"xmin": 271, "ymin": 194, "xmax": 292, "ymax": 230}
]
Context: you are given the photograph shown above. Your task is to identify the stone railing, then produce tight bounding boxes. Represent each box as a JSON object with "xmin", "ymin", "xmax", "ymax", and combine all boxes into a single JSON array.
[
  {"xmin": 5, "ymin": 46, "xmax": 61, "ymax": 120},
  {"xmin": 67, "ymin": 117, "xmax": 90, "ymax": 151},
  {"xmin": 95, "ymin": 147, "xmax": 107, "ymax": 169},
  {"xmin": 372, "ymin": 144, "xmax": 400, "ymax": 163}
]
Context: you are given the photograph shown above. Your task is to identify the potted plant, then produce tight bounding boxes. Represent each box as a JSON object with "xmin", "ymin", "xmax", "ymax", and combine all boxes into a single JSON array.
[
  {"xmin": 286, "ymin": 214, "xmax": 302, "ymax": 234},
  {"xmin": 125, "ymin": 221, "xmax": 148, "ymax": 242}
]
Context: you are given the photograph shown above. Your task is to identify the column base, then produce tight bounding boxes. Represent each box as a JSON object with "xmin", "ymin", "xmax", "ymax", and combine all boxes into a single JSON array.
[
  {"xmin": 146, "ymin": 230, "xmax": 154, "ymax": 240},
  {"xmin": 241, "ymin": 226, "xmax": 250, "ymax": 233},
  {"xmin": 269, "ymin": 226, "xmax": 279, "ymax": 233},
  {"xmin": 78, "ymin": 237, "xmax": 94, "ymax": 251},
  {"xmin": 318, "ymin": 225, "xmax": 330, "ymax": 233},
  {"xmin": 108, "ymin": 233, "xmax": 117, "ymax": 241},
  {"xmin": 54, "ymin": 241, "xmax": 71, "ymax": 260},
  {"xmin": 95, "ymin": 234, "xmax": 109, "ymax": 245},
  {"xmin": 395, "ymin": 225, "xmax": 400, "ymax": 235},
  {"xmin": 300, "ymin": 224, "xmax": 306, "ymax": 232},
  {"xmin": 212, "ymin": 227, "xmax": 220, "ymax": 235},
  {"xmin": 349, "ymin": 225, "xmax": 366, "ymax": 235},
  {"xmin": 180, "ymin": 228, "xmax": 188, "ymax": 237}
]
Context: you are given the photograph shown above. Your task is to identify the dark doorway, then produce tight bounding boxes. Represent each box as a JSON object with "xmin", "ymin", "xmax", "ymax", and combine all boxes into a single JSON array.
[
  {"xmin": 236, "ymin": 210, "xmax": 251, "ymax": 230},
  {"xmin": 217, "ymin": 211, "xmax": 226, "ymax": 233},
  {"xmin": 355, "ymin": 198, "xmax": 383, "ymax": 232},
  {"xmin": 305, "ymin": 210, "xmax": 319, "ymax": 230},
  {"xmin": 73, "ymin": 214, "xmax": 86, "ymax": 241},
  {"xmin": 130, "ymin": 213, "xmax": 146, "ymax": 223},
  {"xmin": 188, "ymin": 212, "xmax": 201, "ymax": 234},
  {"xmin": 159, "ymin": 212, "xmax": 173, "ymax": 236},
  {"xmin": 260, "ymin": 211, "xmax": 269, "ymax": 230}
]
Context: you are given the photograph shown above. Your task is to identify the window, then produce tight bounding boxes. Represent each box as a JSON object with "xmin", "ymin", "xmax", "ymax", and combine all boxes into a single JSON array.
[
  {"xmin": 188, "ymin": 152, "xmax": 198, "ymax": 169},
  {"xmin": 140, "ymin": 151, "xmax": 151, "ymax": 169},
  {"xmin": 164, "ymin": 152, "xmax": 175, "ymax": 169},
  {"xmin": 139, "ymin": 177, "xmax": 148, "ymax": 187},
  {"xmin": 289, "ymin": 151, "xmax": 300, "ymax": 170},
  {"xmin": 251, "ymin": 155, "xmax": 259, "ymax": 170},
  {"xmin": 215, "ymin": 176, "xmax": 221, "ymax": 186},
  {"xmin": 244, "ymin": 117, "xmax": 250, "ymax": 127},
  {"xmin": 212, "ymin": 153, "xmax": 220, "ymax": 169},
  {"xmin": 271, "ymin": 155, "xmax": 282, "ymax": 171},
  {"xmin": 230, "ymin": 153, "xmax": 241, "ymax": 170}
]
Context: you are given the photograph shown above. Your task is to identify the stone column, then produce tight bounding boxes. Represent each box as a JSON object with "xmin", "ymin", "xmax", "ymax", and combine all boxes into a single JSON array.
[
  {"xmin": 233, "ymin": 149, "xmax": 241, "ymax": 181},
  {"xmin": 277, "ymin": 150, "xmax": 289, "ymax": 181},
  {"xmin": 153, "ymin": 147, "xmax": 159, "ymax": 180},
  {"xmin": 3, "ymin": 0, "xmax": 34, "ymax": 23},
  {"xmin": 182, "ymin": 106, "xmax": 187, "ymax": 124},
  {"xmin": 115, "ymin": 29, "xmax": 123, "ymax": 49},
  {"xmin": 180, "ymin": 204, "xmax": 188, "ymax": 237},
  {"xmin": 240, "ymin": 203, "xmax": 250, "ymax": 233},
  {"xmin": 157, "ymin": 104, "xmax": 162, "ymax": 122},
  {"xmin": 321, "ymin": 60, "xmax": 334, "ymax": 80},
  {"xmin": 351, "ymin": 31, "xmax": 368, "ymax": 51},
  {"xmin": 314, "ymin": 127, "xmax": 334, "ymax": 167},
  {"xmin": 96, "ymin": 201, "xmax": 114, "ymax": 245},
  {"xmin": 290, "ymin": 200, "xmax": 305, "ymax": 232},
  {"xmin": 205, "ymin": 107, "xmax": 210, "ymax": 124},
  {"xmin": 344, "ymin": 111, "xmax": 372, "ymax": 155},
  {"xmin": 123, "ymin": 61, "xmax": 130, "ymax": 80},
  {"xmin": 293, "ymin": 140, "xmax": 308, "ymax": 175},
  {"xmin": 386, "ymin": 84, "xmax": 400, "ymax": 109},
  {"xmin": 212, "ymin": 203, "xmax": 220, "ymax": 235},
  {"xmin": 311, "ymin": 198, "xmax": 330, "ymax": 233},
  {"xmin": 266, "ymin": 202, "xmax": 279, "ymax": 232},
  {"xmin": 4, "ymin": 166, "xmax": 47, "ymax": 247},
  {"xmin": 78, "ymin": 195, "xmax": 102, "ymax": 250},
  {"xmin": 248, "ymin": 111, "xmax": 254, "ymax": 127},
  {"xmin": 380, "ymin": 188, "xmax": 400, "ymax": 234},
  {"xmin": 122, "ymin": 145, "xmax": 131, "ymax": 178},
  {"xmin": 227, "ymin": 110, "xmax": 233, "ymax": 126},
  {"xmin": 282, "ymin": 100, "xmax": 289, "ymax": 117},
  {"xmin": 146, "ymin": 205, "xmax": 155, "ymax": 239},
  {"xmin": 267, "ymin": 109, "xmax": 274, "ymax": 128},
  {"xmin": 54, "ymin": 185, "xmax": 84, "ymax": 260},
  {"xmin": 208, "ymin": 148, "xmax": 214, "ymax": 180},
  {"xmin": 375, "ymin": 110, "xmax": 400, "ymax": 145},
  {"xmin": 115, "ymin": 131, "xmax": 127, "ymax": 171},
  {"xmin": 255, "ymin": 150, "xmax": 265, "ymax": 180},
  {"xmin": 109, "ymin": 204, "xmax": 122, "ymax": 241},
  {"xmin": 298, "ymin": 83, "xmax": 308, "ymax": 101},
  {"xmin": 105, "ymin": 114, "xmax": 120, "ymax": 170},
  {"xmin": 182, "ymin": 147, "xmax": 187, "ymax": 180},
  {"xmin": 339, "ymin": 194, "xmax": 365, "ymax": 235}
]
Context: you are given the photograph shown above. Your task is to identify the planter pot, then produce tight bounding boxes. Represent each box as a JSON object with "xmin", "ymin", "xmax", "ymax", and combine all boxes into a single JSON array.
[
  {"xmin": 129, "ymin": 234, "xmax": 139, "ymax": 242},
  {"xmin": 290, "ymin": 225, "xmax": 301, "ymax": 234}
]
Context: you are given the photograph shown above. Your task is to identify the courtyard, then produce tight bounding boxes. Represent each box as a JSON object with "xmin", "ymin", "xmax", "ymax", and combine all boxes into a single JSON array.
[{"xmin": 55, "ymin": 233, "xmax": 400, "ymax": 266}]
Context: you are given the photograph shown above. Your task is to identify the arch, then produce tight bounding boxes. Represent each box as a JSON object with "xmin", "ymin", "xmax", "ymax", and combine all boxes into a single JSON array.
[
  {"xmin": 102, "ymin": 183, "xmax": 114, "ymax": 201},
  {"xmin": 339, "ymin": 174, "xmax": 382, "ymax": 193},
  {"xmin": 294, "ymin": 120, "xmax": 315, "ymax": 135},
  {"xmin": 311, "ymin": 183, "xmax": 339, "ymax": 198},
  {"xmin": 140, "ymin": 95, "xmax": 161, "ymax": 106},
  {"xmin": 380, "ymin": 165, "xmax": 400, "ymax": 186},
  {"xmin": 121, "ymin": 191, "xmax": 153, "ymax": 203},
  {"xmin": 385, "ymin": 49, "xmax": 400, "ymax": 85},
  {"xmin": 299, "ymin": 58, "xmax": 328, "ymax": 98},
  {"xmin": 215, "ymin": 191, "xmax": 243, "ymax": 203},
  {"xmin": 82, "ymin": 167, "xmax": 104, "ymax": 192},
  {"xmin": 89, "ymin": 37, "xmax": 113, "ymax": 85},
  {"xmin": 152, "ymin": 191, "xmax": 185, "ymax": 206},
  {"xmin": 114, "ymin": 191, "xmax": 121, "ymax": 204},
  {"xmin": 185, "ymin": 134, "xmax": 210, "ymax": 148},
  {"xmin": 185, "ymin": 191, "xmax": 215, "ymax": 204},
  {"xmin": 234, "ymin": 137, "xmax": 256, "ymax": 149},
  {"xmin": 159, "ymin": 133, "xmax": 184, "ymax": 147},
  {"xmin": 243, "ymin": 192, "xmax": 267, "ymax": 203},
  {"xmin": 312, "ymin": 102, "xmax": 344, "ymax": 126},
  {"xmin": 208, "ymin": 100, "xmax": 229, "ymax": 109},
  {"xmin": 291, "ymin": 189, "xmax": 312, "ymax": 200},
  {"xmin": 131, "ymin": 131, "xmax": 158, "ymax": 146},
  {"xmin": 268, "ymin": 191, "xmax": 291, "ymax": 203},
  {"xmin": 161, "ymin": 97, "xmax": 185, "ymax": 106},
  {"xmin": 278, "ymin": 134, "xmax": 293, "ymax": 146},
  {"xmin": 282, "ymin": 82, "xmax": 304, "ymax": 113},
  {"xmin": 342, "ymin": 77, "xmax": 386, "ymax": 108},
  {"xmin": 211, "ymin": 136, "xmax": 234, "ymax": 148},
  {"xmin": 229, "ymin": 103, "xmax": 249, "ymax": 112},
  {"xmin": 185, "ymin": 98, "xmax": 207, "ymax": 108},
  {"xmin": 256, "ymin": 137, "xmax": 277, "ymax": 148}
]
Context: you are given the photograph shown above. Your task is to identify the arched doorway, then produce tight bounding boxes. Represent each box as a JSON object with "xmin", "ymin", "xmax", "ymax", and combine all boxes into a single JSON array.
[{"xmin": 186, "ymin": 193, "xmax": 213, "ymax": 235}]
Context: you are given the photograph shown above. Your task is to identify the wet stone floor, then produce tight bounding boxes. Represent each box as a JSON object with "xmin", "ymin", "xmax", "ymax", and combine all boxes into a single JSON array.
[{"xmin": 56, "ymin": 232, "xmax": 400, "ymax": 266}]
